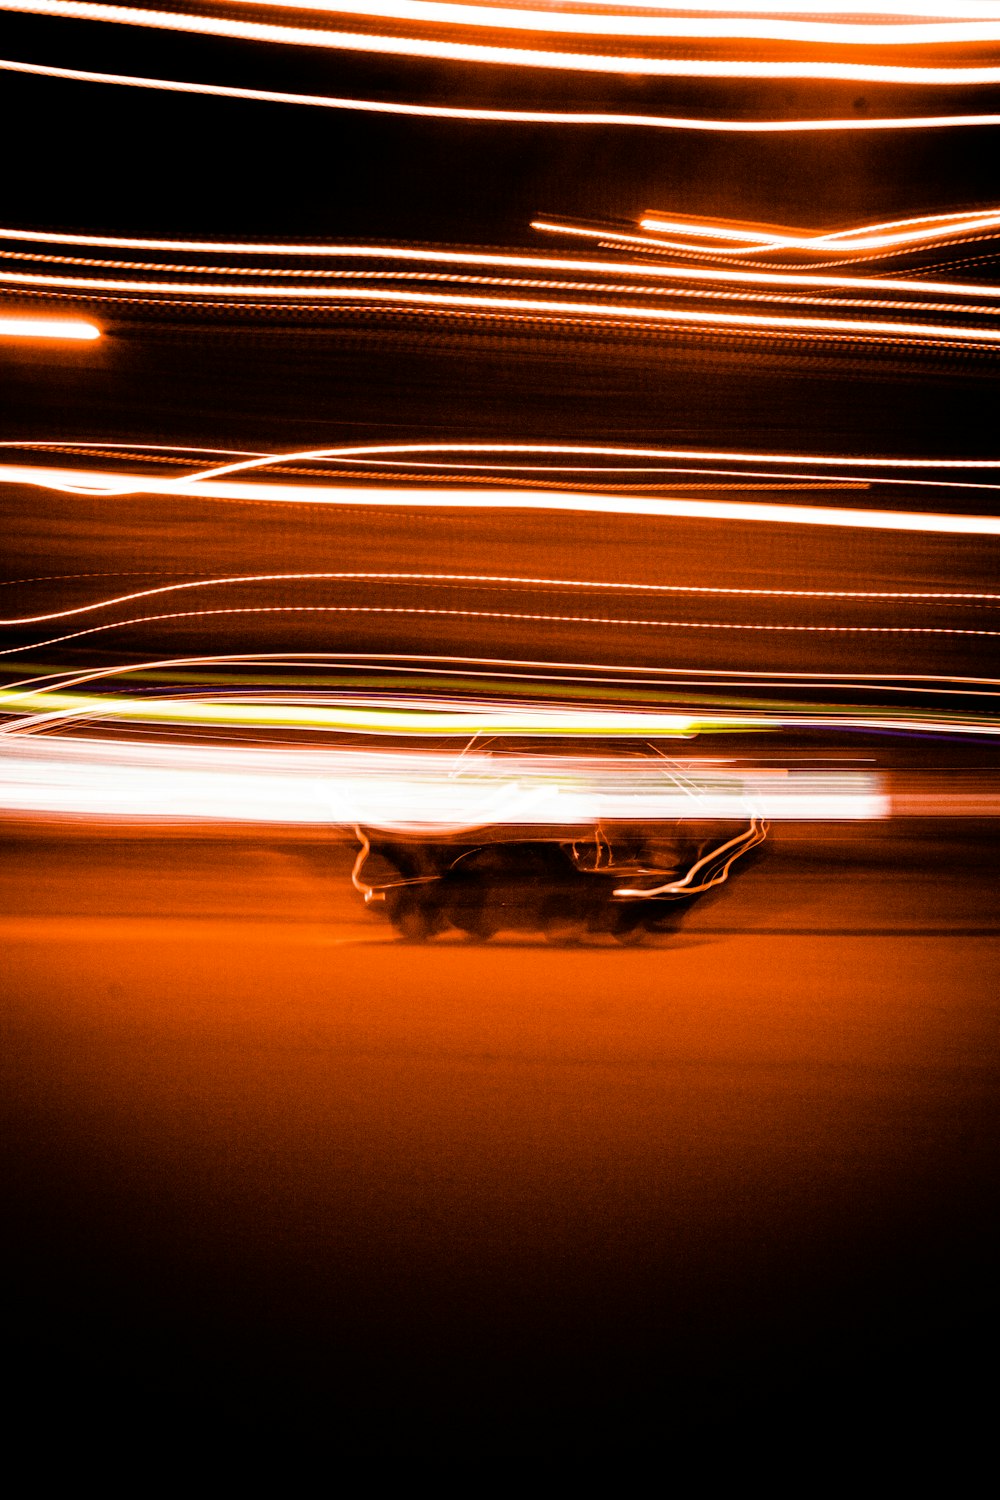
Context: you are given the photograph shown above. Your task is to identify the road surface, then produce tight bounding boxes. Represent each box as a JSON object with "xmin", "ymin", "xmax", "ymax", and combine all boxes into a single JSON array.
[{"xmin": 3, "ymin": 820, "xmax": 998, "ymax": 1447}]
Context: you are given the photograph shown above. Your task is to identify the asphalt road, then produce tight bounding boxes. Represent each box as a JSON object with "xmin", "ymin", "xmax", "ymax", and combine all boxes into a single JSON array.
[{"xmin": 4, "ymin": 822, "xmax": 998, "ymax": 1448}]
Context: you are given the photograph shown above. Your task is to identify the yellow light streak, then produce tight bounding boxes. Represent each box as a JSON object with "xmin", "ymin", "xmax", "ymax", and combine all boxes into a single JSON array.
[
  {"xmin": 6, "ymin": 56, "xmax": 1000, "ymax": 131},
  {"xmin": 0, "ymin": 315, "xmax": 99, "ymax": 339}
]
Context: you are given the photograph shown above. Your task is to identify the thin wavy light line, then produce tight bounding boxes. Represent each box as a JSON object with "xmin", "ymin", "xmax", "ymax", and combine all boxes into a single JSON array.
[{"xmin": 4, "ymin": 57, "xmax": 1000, "ymax": 131}]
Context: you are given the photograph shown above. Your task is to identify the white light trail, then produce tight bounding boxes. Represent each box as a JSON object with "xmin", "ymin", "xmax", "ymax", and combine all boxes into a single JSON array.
[
  {"xmin": 5, "ymin": 458, "xmax": 1000, "ymax": 532},
  {"xmin": 0, "ymin": 736, "xmax": 892, "ymax": 823},
  {"xmin": 5, "ymin": 57, "xmax": 1000, "ymax": 132}
]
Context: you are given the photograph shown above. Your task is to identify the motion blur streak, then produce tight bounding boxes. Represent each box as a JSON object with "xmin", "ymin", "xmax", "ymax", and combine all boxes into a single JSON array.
[
  {"xmin": 219, "ymin": 0, "xmax": 1000, "ymax": 45},
  {"xmin": 6, "ymin": 463, "xmax": 1000, "ymax": 535},
  {"xmin": 5, "ymin": 58, "xmax": 999, "ymax": 132},
  {"xmin": 6, "ymin": 272, "xmax": 997, "ymax": 345},
  {"xmin": 8, "ymin": 605, "xmax": 998, "ymax": 663},
  {"xmin": 638, "ymin": 209, "xmax": 1000, "ymax": 255},
  {"xmin": 10, "ymin": 1, "xmax": 1000, "ymax": 82},
  {"xmin": 6, "ymin": 570, "xmax": 996, "ymax": 627},
  {"xmin": 0, "ymin": 737, "xmax": 890, "ymax": 822},
  {"xmin": 3, "ymin": 231, "xmax": 999, "ymax": 305},
  {"xmin": 638, "ymin": 211, "xmax": 1000, "ymax": 255},
  {"xmin": 0, "ymin": 316, "xmax": 99, "ymax": 339}
]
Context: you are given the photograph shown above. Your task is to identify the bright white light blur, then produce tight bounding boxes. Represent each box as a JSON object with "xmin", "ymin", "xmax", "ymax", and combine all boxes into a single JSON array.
[
  {"xmin": 0, "ymin": 737, "xmax": 890, "ymax": 824},
  {"xmin": 4, "ymin": 463, "xmax": 1000, "ymax": 535}
]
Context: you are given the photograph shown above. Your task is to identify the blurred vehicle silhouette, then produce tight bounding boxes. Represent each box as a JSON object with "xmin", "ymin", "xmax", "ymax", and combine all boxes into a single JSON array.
[{"xmin": 352, "ymin": 819, "xmax": 767, "ymax": 942}]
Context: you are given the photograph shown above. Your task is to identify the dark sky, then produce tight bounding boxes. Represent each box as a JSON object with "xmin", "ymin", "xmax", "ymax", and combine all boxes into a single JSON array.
[{"xmin": 3, "ymin": 15, "xmax": 1000, "ymax": 242}]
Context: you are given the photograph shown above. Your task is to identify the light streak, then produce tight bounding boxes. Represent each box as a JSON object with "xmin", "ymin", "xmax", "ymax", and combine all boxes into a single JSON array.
[
  {"xmin": 0, "ymin": 736, "xmax": 892, "ymax": 823},
  {"xmin": 224, "ymin": 0, "xmax": 1000, "ymax": 48},
  {"xmin": 6, "ymin": 259, "xmax": 1000, "ymax": 319},
  {"xmin": 5, "ymin": 57, "xmax": 1000, "ymax": 133},
  {"xmin": 0, "ymin": 315, "xmax": 99, "ymax": 339},
  {"xmin": 4, "ymin": 226, "xmax": 1000, "ymax": 305},
  {"xmin": 613, "ymin": 819, "xmax": 768, "ymax": 898},
  {"xmin": 638, "ymin": 208, "xmax": 1000, "ymax": 255},
  {"xmin": 4, "ymin": 604, "xmax": 999, "ymax": 663},
  {"xmin": 8, "ymin": 267, "xmax": 1000, "ymax": 344},
  {"xmin": 5, "ymin": 449, "xmax": 1000, "ymax": 530},
  {"xmin": 528, "ymin": 221, "xmax": 1000, "ymax": 299},
  {"xmin": 10, "ymin": 1, "xmax": 1000, "ymax": 82},
  {"xmin": 3, "ymin": 569, "xmax": 996, "ymax": 627}
]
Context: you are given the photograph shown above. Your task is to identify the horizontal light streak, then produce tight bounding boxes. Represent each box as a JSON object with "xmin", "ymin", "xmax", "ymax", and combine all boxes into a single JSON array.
[
  {"xmin": 4, "ymin": 569, "xmax": 995, "ymax": 627},
  {"xmin": 6, "ymin": 57, "xmax": 1000, "ymax": 132},
  {"xmin": 4, "ymin": 229, "xmax": 1000, "ymax": 308},
  {"xmin": 5, "ymin": 605, "xmax": 999, "ymax": 663},
  {"xmin": 5, "ymin": 260, "xmax": 997, "ymax": 319},
  {"xmin": 0, "ymin": 737, "xmax": 891, "ymax": 823},
  {"xmin": 638, "ymin": 208, "xmax": 1000, "ymax": 255},
  {"xmin": 6, "ymin": 269, "xmax": 998, "ymax": 343},
  {"xmin": 4, "ymin": 464, "xmax": 1000, "ymax": 533},
  {"xmin": 223, "ymin": 0, "xmax": 1000, "ymax": 46},
  {"xmin": 7, "ymin": 652, "xmax": 996, "ymax": 710},
  {"xmin": 0, "ymin": 315, "xmax": 99, "ymax": 339},
  {"xmin": 10, "ymin": 1, "xmax": 1000, "ymax": 82},
  {"xmin": 528, "ymin": 220, "xmax": 1000, "ymax": 298}
]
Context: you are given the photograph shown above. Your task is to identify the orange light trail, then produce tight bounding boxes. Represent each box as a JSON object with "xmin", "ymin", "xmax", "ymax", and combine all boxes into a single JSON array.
[
  {"xmin": 529, "ymin": 219, "xmax": 1000, "ymax": 295},
  {"xmin": 638, "ymin": 208, "xmax": 1000, "ymax": 255},
  {"xmin": 222, "ymin": 0, "xmax": 1000, "ymax": 46},
  {"xmin": 6, "ymin": 226, "xmax": 1000, "ymax": 303},
  {"xmin": 5, "ymin": 57, "xmax": 1000, "ymax": 132},
  {"xmin": 10, "ymin": 0, "xmax": 1000, "ymax": 82},
  {"xmin": 6, "ymin": 454, "xmax": 1000, "ymax": 533},
  {"xmin": 0, "ymin": 315, "xmax": 100, "ymax": 339},
  {"xmin": 4, "ymin": 270, "xmax": 998, "ymax": 345},
  {"xmin": 4, "ymin": 606, "xmax": 999, "ymax": 662},
  {"xmin": 4, "ymin": 570, "xmax": 997, "ymax": 628},
  {"xmin": 5, "ymin": 260, "xmax": 999, "ymax": 320}
]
